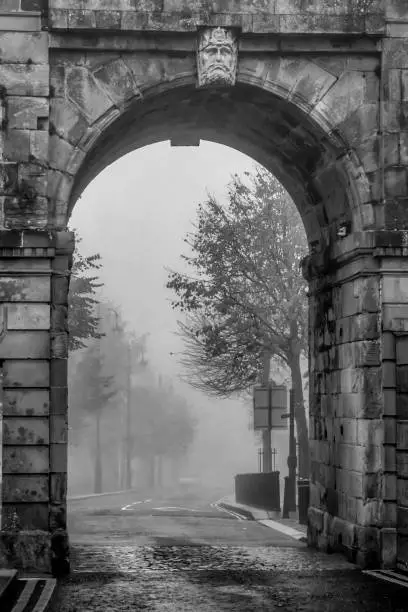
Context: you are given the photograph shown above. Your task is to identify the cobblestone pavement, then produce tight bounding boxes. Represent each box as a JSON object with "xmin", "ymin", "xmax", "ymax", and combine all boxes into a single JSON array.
[{"xmin": 51, "ymin": 490, "xmax": 406, "ymax": 611}]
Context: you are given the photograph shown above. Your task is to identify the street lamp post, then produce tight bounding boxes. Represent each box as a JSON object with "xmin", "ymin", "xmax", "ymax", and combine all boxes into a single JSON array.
[
  {"xmin": 287, "ymin": 388, "xmax": 297, "ymax": 512},
  {"xmin": 261, "ymin": 351, "xmax": 272, "ymax": 473}
]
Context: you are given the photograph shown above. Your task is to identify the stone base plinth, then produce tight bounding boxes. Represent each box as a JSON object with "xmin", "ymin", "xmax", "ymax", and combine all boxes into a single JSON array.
[
  {"xmin": 307, "ymin": 507, "xmax": 382, "ymax": 570},
  {"xmin": 0, "ymin": 529, "xmax": 70, "ymax": 576}
]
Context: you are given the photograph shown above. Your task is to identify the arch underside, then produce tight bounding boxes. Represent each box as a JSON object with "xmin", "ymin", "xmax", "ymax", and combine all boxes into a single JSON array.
[{"xmin": 68, "ymin": 83, "xmax": 359, "ymax": 245}]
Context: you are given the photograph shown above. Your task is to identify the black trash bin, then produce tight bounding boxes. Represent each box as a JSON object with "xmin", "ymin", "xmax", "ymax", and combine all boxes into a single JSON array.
[{"xmin": 297, "ymin": 478, "xmax": 310, "ymax": 525}]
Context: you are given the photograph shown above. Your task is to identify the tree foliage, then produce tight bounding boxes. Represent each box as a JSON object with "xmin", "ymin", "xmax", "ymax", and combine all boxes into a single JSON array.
[
  {"xmin": 167, "ymin": 165, "xmax": 310, "ymax": 475},
  {"xmin": 68, "ymin": 229, "xmax": 103, "ymax": 352},
  {"xmin": 167, "ymin": 166, "xmax": 308, "ymax": 396}
]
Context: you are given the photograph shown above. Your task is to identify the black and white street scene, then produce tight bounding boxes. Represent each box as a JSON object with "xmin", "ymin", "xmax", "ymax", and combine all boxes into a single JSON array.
[{"xmin": 1, "ymin": 2, "xmax": 408, "ymax": 611}]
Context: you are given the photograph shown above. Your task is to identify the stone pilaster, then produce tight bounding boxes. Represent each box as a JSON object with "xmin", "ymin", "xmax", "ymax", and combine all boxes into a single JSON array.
[
  {"xmin": 0, "ymin": 230, "xmax": 73, "ymax": 574},
  {"xmin": 306, "ymin": 233, "xmax": 385, "ymax": 568}
]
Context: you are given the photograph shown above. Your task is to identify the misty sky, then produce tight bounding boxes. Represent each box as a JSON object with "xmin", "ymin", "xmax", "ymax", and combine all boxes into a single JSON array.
[{"xmin": 69, "ymin": 141, "xmax": 270, "ymax": 481}]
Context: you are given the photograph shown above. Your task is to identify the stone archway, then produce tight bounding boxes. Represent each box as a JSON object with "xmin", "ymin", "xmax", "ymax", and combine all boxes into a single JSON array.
[
  {"xmin": 0, "ymin": 8, "xmax": 407, "ymax": 574},
  {"xmin": 45, "ymin": 43, "xmax": 382, "ymax": 572}
]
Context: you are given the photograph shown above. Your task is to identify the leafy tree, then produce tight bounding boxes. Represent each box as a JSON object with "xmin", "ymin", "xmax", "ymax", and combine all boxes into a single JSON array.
[
  {"xmin": 69, "ymin": 344, "xmax": 117, "ymax": 493},
  {"xmin": 68, "ymin": 229, "xmax": 103, "ymax": 352},
  {"xmin": 167, "ymin": 166, "xmax": 310, "ymax": 476}
]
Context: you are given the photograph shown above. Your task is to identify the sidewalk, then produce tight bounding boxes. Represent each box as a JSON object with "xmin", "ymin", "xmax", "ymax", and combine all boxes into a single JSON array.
[{"xmin": 218, "ymin": 494, "xmax": 308, "ymax": 542}]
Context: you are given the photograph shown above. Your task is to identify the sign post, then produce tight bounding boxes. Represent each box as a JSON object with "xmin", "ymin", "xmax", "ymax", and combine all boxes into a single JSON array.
[{"xmin": 253, "ymin": 384, "xmax": 287, "ymax": 472}]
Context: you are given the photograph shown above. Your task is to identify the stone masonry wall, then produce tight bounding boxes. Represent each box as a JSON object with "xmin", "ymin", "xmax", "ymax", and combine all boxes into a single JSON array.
[
  {"xmin": 307, "ymin": 235, "xmax": 385, "ymax": 567},
  {"xmin": 0, "ymin": 230, "xmax": 73, "ymax": 573},
  {"xmin": 48, "ymin": 0, "xmax": 385, "ymax": 35},
  {"xmin": 0, "ymin": 0, "xmax": 408, "ymax": 574}
]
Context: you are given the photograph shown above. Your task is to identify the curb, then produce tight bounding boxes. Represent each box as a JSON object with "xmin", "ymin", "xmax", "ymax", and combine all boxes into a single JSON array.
[
  {"xmin": 218, "ymin": 499, "xmax": 307, "ymax": 543},
  {"xmin": 219, "ymin": 501, "xmax": 256, "ymax": 521}
]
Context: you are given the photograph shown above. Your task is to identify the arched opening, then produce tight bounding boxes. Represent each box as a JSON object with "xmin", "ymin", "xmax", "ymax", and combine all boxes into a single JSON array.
[
  {"xmin": 48, "ymin": 64, "xmax": 377, "ymax": 571},
  {"xmin": 51, "ymin": 80, "xmax": 368, "ymax": 245},
  {"xmin": 66, "ymin": 140, "xmax": 310, "ymax": 547}
]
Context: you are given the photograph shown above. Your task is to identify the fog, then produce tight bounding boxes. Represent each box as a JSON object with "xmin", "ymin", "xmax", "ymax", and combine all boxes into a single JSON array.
[{"xmin": 68, "ymin": 141, "xmax": 292, "ymax": 496}]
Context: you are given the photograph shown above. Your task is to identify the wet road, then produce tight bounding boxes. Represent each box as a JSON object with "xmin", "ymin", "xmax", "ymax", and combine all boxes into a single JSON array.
[{"xmin": 50, "ymin": 488, "xmax": 407, "ymax": 611}]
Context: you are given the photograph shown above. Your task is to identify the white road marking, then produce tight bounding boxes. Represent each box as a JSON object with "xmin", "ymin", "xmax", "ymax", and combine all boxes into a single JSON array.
[
  {"xmin": 152, "ymin": 506, "xmax": 199, "ymax": 512},
  {"xmin": 121, "ymin": 499, "xmax": 152, "ymax": 511}
]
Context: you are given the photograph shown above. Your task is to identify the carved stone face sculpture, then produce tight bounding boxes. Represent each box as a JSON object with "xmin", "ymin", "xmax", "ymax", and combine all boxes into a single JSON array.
[{"xmin": 197, "ymin": 27, "xmax": 238, "ymax": 88}]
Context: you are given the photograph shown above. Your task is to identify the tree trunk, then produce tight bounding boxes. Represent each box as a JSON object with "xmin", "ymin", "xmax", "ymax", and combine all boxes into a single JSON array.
[
  {"xmin": 290, "ymin": 354, "xmax": 309, "ymax": 478},
  {"xmin": 94, "ymin": 411, "xmax": 102, "ymax": 493}
]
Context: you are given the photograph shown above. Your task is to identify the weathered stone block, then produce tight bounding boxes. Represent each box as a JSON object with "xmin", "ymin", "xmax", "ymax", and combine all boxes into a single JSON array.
[
  {"xmin": 52, "ymin": 276, "xmax": 69, "ymax": 305},
  {"xmin": 383, "ymin": 417, "xmax": 396, "ymax": 444},
  {"xmin": 50, "ymin": 99, "xmax": 90, "ymax": 145},
  {"xmin": 383, "ymin": 361, "xmax": 396, "ymax": 388},
  {"xmin": 3, "ymin": 360, "xmax": 49, "ymax": 388},
  {"xmin": 397, "ymin": 478, "xmax": 408, "ymax": 506},
  {"xmin": 0, "ymin": 33, "xmax": 47, "ymax": 65},
  {"xmin": 337, "ymin": 490, "xmax": 356, "ymax": 523},
  {"xmin": 383, "ymin": 276, "xmax": 408, "ymax": 303},
  {"xmin": 0, "ymin": 64, "xmax": 49, "ymax": 97},
  {"xmin": 30, "ymin": 131, "xmax": 48, "ymax": 165},
  {"xmin": 50, "ymin": 360, "xmax": 67, "ymax": 388},
  {"xmin": 397, "ymin": 422, "xmax": 408, "ymax": 450},
  {"xmin": 51, "ymin": 305, "xmax": 68, "ymax": 333},
  {"xmin": 355, "ymin": 524, "xmax": 381, "ymax": 551},
  {"xmin": 336, "ymin": 468, "xmax": 362, "ymax": 498},
  {"xmin": 7, "ymin": 303, "xmax": 50, "ymax": 330},
  {"xmin": 17, "ymin": 164, "xmax": 48, "ymax": 198},
  {"xmin": 337, "ymin": 391, "xmax": 382, "ymax": 419},
  {"xmin": 397, "ymin": 452, "xmax": 408, "ymax": 478},
  {"xmin": 3, "ymin": 417, "xmax": 49, "ymax": 445},
  {"xmin": 51, "ymin": 473, "xmax": 67, "ymax": 503},
  {"xmin": 3, "ymin": 129, "xmax": 31, "ymax": 163},
  {"xmin": 93, "ymin": 58, "xmax": 141, "ymax": 104},
  {"xmin": 4, "ymin": 196, "xmax": 48, "ymax": 230},
  {"xmin": 383, "ymin": 445, "xmax": 397, "ymax": 473},
  {"xmin": 7, "ymin": 97, "xmax": 49, "ymax": 131},
  {"xmin": 49, "ymin": 135, "xmax": 75, "ymax": 173},
  {"xmin": 0, "ymin": 277, "xmax": 50, "ymax": 302},
  {"xmin": 49, "ymin": 8, "xmax": 69, "ymax": 29},
  {"xmin": 0, "ymin": 163, "xmax": 18, "ymax": 195},
  {"xmin": 50, "ymin": 443, "xmax": 67, "ymax": 472},
  {"xmin": 50, "ymin": 503, "xmax": 67, "ymax": 531},
  {"xmin": 50, "ymin": 415, "xmax": 67, "ymax": 443},
  {"xmin": 396, "ymin": 365, "xmax": 408, "ymax": 394},
  {"xmin": 0, "ymin": 331, "xmax": 49, "ymax": 359},
  {"xmin": 0, "ymin": 530, "xmax": 51, "ymax": 573},
  {"xmin": 50, "ymin": 386, "xmax": 68, "ymax": 416},
  {"xmin": 3, "ymin": 389, "xmax": 49, "ymax": 416},
  {"xmin": 3, "ymin": 446, "xmax": 49, "ymax": 473},
  {"xmin": 2, "ymin": 503, "xmax": 49, "ymax": 531},
  {"xmin": 383, "ymin": 474, "xmax": 397, "ymax": 501},
  {"xmin": 338, "ymin": 341, "xmax": 380, "ymax": 369},
  {"xmin": 385, "ymin": 305, "xmax": 408, "ymax": 333},
  {"xmin": 2, "ymin": 475, "xmax": 49, "ymax": 502},
  {"xmin": 383, "ymin": 331, "xmax": 396, "ymax": 361},
  {"xmin": 397, "ymin": 336, "xmax": 408, "ymax": 365},
  {"xmin": 66, "ymin": 66, "xmax": 113, "ymax": 123},
  {"xmin": 51, "ymin": 331, "xmax": 68, "ymax": 358},
  {"xmin": 68, "ymin": 9, "xmax": 96, "ymax": 29},
  {"xmin": 357, "ymin": 419, "xmax": 383, "ymax": 447}
]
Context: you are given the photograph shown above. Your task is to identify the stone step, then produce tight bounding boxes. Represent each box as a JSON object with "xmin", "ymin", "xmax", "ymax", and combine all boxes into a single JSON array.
[
  {"xmin": 0, "ymin": 575, "xmax": 56, "ymax": 612},
  {"xmin": 0, "ymin": 569, "xmax": 18, "ymax": 601}
]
